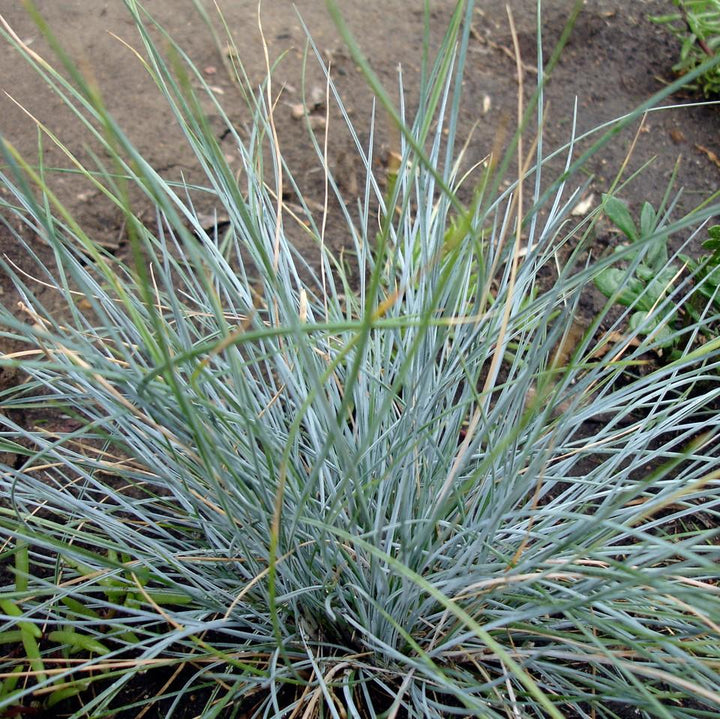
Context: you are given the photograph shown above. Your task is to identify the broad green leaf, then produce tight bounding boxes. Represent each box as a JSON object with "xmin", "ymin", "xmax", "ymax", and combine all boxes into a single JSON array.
[
  {"xmin": 644, "ymin": 265, "xmax": 679, "ymax": 307},
  {"xmin": 646, "ymin": 231, "xmax": 669, "ymax": 271},
  {"xmin": 703, "ymin": 225, "xmax": 720, "ymax": 262},
  {"xmin": 594, "ymin": 267, "xmax": 645, "ymax": 306},
  {"xmin": 697, "ymin": 264, "xmax": 720, "ymax": 304},
  {"xmin": 0, "ymin": 439, "xmax": 30, "ymax": 455},
  {"xmin": 603, "ymin": 194, "xmax": 638, "ymax": 241},
  {"xmin": 636, "ymin": 263, "xmax": 656, "ymax": 282},
  {"xmin": 679, "ymin": 252, "xmax": 700, "ymax": 272},
  {"xmin": 639, "ymin": 201, "xmax": 657, "ymax": 237},
  {"xmin": 0, "ymin": 664, "xmax": 23, "ymax": 698},
  {"xmin": 0, "ymin": 598, "xmax": 41, "ymax": 639},
  {"xmin": 47, "ymin": 684, "xmax": 89, "ymax": 708},
  {"xmin": 628, "ymin": 311, "xmax": 674, "ymax": 347},
  {"xmin": 0, "ymin": 631, "xmax": 24, "ymax": 645}
]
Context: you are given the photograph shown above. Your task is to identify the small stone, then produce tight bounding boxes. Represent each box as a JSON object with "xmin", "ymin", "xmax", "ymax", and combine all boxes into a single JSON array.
[
  {"xmin": 571, "ymin": 193, "xmax": 595, "ymax": 217},
  {"xmin": 309, "ymin": 85, "xmax": 325, "ymax": 109},
  {"xmin": 308, "ymin": 115, "xmax": 326, "ymax": 130},
  {"xmin": 290, "ymin": 103, "xmax": 306, "ymax": 120}
]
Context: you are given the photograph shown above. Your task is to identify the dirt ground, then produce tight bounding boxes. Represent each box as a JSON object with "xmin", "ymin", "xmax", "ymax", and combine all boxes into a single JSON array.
[
  {"xmin": 1, "ymin": 0, "xmax": 719, "ymax": 309},
  {"xmin": 0, "ymin": 1, "xmax": 719, "ymax": 717}
]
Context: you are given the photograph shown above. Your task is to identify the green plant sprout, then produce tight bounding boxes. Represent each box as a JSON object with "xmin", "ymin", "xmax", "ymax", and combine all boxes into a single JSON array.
[
  {"xmin": 652, "ymin": 0, "xmax": 720, "ymax": 96},
  {"xmin": 681, "ymin": 224, "xmax": 720, "ymax": 320},
  {"xmin": 595, "ymin": 196, "xmax": 720, "ymax": 350},
  {"xmin": 594, "ymin": 195, "xmax": 680, "ymax": 349},
  {"xmin": 0, "ymin": 541, "xmax": 198, "ymax": 709}
]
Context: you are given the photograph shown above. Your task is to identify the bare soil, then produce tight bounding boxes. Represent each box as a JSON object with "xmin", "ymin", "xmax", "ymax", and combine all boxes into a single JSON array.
[
  {"xmin": 0, "ymin": 1, "xmax": 719, "ymax": 717},
  {"xmin": 1, "ymin": 1, "xmax": 719, "ymax": 312}
]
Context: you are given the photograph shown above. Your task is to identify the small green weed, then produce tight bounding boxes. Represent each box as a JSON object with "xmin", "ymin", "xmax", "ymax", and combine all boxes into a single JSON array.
[
  {"xmin": 681, "ymin": 224, "xmax": 720, "ymax": 319},
  {"xmin": 594, "ymin": 195, "xmax": 679, "ymax": 349},
  {"xmin": 0, "ymin": 540, "xmax": 196, "ymax": 712},
  {"xmin": 652, "ymin": 0, "xmax": 720, "ymax": 96},
  {"xmin": 595, "ymin": 195, "xmax": 720, "ymax": 350}
]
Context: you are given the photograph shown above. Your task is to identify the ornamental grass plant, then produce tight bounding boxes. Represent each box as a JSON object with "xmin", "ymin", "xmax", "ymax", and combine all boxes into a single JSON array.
[{"xmin": 1, "ymin": 1, "xmax": 720, "ymax": 717}]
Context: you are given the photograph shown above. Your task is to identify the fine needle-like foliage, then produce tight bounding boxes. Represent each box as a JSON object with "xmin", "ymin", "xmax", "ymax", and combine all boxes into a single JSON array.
[{"xmin": 1, "ymin": 1, "xmax": 720, "ymax": 717}]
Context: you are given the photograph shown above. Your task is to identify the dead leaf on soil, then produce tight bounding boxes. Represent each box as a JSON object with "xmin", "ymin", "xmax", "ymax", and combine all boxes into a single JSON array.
[
  {"xmin": 669, "ymin": 128, "xmax": 685, "ymax": 144},
  {"xmin": 590, "ymin": 331, "xmax": 642, "ymax": 361},
  {"xmin": 695, "ymin": 144, "xmax": 720, "ymax": 170}
]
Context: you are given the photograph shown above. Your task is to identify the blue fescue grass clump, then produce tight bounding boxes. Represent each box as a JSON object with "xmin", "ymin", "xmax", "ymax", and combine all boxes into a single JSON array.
[{"xmin": 1, "ymin": 1, "xmax": 720, "ymax": 716}]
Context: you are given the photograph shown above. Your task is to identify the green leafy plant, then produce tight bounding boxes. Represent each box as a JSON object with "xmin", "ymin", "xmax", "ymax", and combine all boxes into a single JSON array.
[
  {"xmin": 595, "ymin": 199, "xmax": 720, "ymax": 349},
  {"xmin": 1, "ymin": 1, "xmax": 720, "ymax": 717},
  {"xmin": 682, "ymin": 224, "xmax": 720, "ymax": 319},
  {"xmin": 652, "ymin": 0, "xmax": 720, "ymax": 96},
  {"xmin": 593, "ymin": 195, "xmax": 681, "ymax": 348}
]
